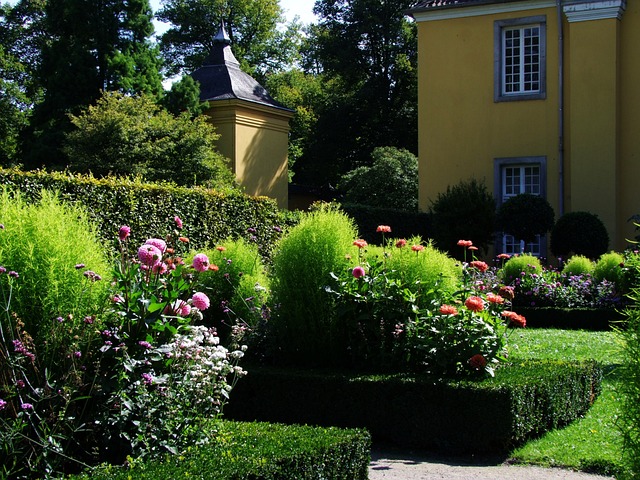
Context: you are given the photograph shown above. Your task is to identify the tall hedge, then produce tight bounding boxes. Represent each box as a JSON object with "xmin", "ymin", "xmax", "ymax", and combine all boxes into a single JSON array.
[{"xmin": 0, "ymin": 168, "xmax": 292, "ymax": 259}]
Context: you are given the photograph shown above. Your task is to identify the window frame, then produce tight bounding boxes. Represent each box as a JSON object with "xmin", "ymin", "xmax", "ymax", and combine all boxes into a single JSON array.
[
  {"xmin": 494, "ymin": 16, "xmax": 547, "ymax": 102},
  {"xmin": 494, "ymin": 156, "xmax": 548, "ymax": 256}
]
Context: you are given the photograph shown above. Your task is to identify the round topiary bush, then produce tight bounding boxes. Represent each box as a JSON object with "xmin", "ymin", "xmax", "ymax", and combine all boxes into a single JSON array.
[
  {"xmin": 497, "ymin": 193, "xmax": 555, "ymax": 245},
  {"xmin": 550, "ymin": 211, "xmax": 609, "ymax": 260},
  {"xmin": 499, "ymin": 253, "xmax": 542, "ymax": 284},
  {"xmin": 593, "ymin": 251, "xmax": 625, "ymax": 290},
  {"xmin": 562, "ymin": 255, "xmax": 595, "ymax": 277}
]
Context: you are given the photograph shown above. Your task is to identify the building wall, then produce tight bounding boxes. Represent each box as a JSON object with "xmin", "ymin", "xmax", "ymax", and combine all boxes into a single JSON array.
[
  {"xmin": 205, "ymin": 100, "xmax": 293, "ymax": 210},
  {"xmin": 415, "ymin": 1, "xmax": 637, "ymax": 252}
]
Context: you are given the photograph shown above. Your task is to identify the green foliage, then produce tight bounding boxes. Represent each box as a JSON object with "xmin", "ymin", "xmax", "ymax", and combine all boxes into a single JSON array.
[
  {"xmin": 337, "ymin": 146, "xmax": 418, "ymax": 210},
  {"xmin": 160, "ymin": 75, "xmax": 207, "ymax": 117},
  {"xmin": 226, "ymin": 360, "xmax": 602, "ymax": 453},
  {"xmin": 551, "ymin": 211, "xmax": 609, "ymax": 260},
  {"xmin": 0, "ymin": 168, "xmax": 288, "ymax": 260},
  {"xmin": 561, "ymin": 255, "xmax": 595, "ymax": 277},
  {"xmin": 189, "ymin": 237, "xmax": 270, "ymax": 333},
  {"xmin": 500, "ymin": 254, "xmax": 543, "ymax": 285},
  {"xmin": 593, "ymin": 251, "xmax": 625, "ymax": 289},
  {"xmin": 268, "ymin": 204, "xmax": 357, "ymax": 365},
  {"xmin": 76, "ymin": 421, "xmax": 371, "ymax": 480},
  {"xmin": 497, "ymin": 193, "xmax": 555, "ymax": 245},
  {"xmin": 429, "ymin": 178, "xmax": 497, "ymax": 257},
  {"xmin": 157, "ymin": 0, "xmax": 302, "ymax": 79},
  {"xmin": 0, "ymin": 189, "xmax": 109, "ymax": 352},
  {"xmin": 340, "ymin": 204, "xmax": 432, "ymax": 245},
  {"xmin": 64, "ymin": 91, "xmax": 236, "ymax": 188}
]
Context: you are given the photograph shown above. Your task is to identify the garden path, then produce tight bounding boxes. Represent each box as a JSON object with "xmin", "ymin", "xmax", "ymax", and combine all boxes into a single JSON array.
[{"xmin": 369, "ymin": 448, "xmax": 616, "ymax": 480}]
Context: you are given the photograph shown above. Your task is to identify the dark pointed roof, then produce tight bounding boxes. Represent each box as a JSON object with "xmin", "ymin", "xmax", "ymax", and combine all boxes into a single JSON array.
[{"xmin": 190, "ymin": 22, "xmax": 291, "ymax": 112}]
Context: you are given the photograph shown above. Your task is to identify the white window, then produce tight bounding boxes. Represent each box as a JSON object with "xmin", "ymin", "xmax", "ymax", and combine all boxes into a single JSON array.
[
  {"xmin": 495, "ymin": 17, "xmax": 546, "ymax": 102},
  {"xmin": 494, "ymin": 157, "xmax": 547, "ymax": 256}
]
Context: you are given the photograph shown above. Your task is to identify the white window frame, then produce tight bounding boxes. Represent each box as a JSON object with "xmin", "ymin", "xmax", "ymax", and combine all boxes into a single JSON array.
[
  {"xmin": 494, "ymin": 157, "xmax": 547, "ymax": 256},
  {"xmin": 494, "ymin": 16, "xmax": 546, "ymax": 102}
]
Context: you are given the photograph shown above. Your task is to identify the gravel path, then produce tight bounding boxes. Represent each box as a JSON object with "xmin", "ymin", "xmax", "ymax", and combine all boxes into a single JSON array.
[{"xmin": 368, "ymin": 448, "xmax": 616, "ymax": 480}]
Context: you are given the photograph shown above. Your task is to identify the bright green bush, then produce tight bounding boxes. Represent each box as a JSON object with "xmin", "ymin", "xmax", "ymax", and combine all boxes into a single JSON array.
[
  {"xmin": 190, "ymin": 237, "xmax": 270, "ymax": 333},
  {"xmin": 562, "ymin": 255, "xmax": 595, "ymax": 277},
  {"xmin": 268, "ymin": 204, "xmax": 357, "ymax": 365},
  {"xmin": 593, "ymin": 251, "xmax": 624, "ymax": 289},
  {"xmin": 500, "ymin": 254, "xmax": 543, "ymax": 285},
  {"xmin": 0, "ymin": 189, "xmax": 110, "ymax": 353}
]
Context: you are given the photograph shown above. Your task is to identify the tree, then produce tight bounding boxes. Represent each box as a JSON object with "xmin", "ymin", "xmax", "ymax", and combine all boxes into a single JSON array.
[
  {"xmin": 497, "ymin": 193, "xmax": 555, "ymax": 245},
  {"xmin": 161, "ymin": 75, "xmax": 208, "ymax": 117},
  {"xmin": 293, "ymin": 0, "xmax": 418, "ymax": 186},
  {"xmin": 337, "ymin": 146, "xmax": 418, "ymax": 210},
  {"xmin": 64, "ymin": 91, "xmax": 236, "ymax": 188},
  {"xmin": 22, "ymin": 0, "xmax": 164, "ymax": 169},
  {"xmin": 157, "ymin": 0, "xmax": 302, "ymax": 81}
]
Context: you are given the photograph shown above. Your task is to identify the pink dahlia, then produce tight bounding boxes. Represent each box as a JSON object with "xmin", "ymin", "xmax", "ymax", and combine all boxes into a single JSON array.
[
  {"xmin": 138, "ymin": 244, "xmax": 162, "ymax": 266},
  {"xmin": 118, "ymin": 225, "xmax": 131, "ymax": 241},
  {"xmin": 352, "ymin": 266, "xmax": 366, "ymax": 278},
  {"xmin": 145, "ymin": 238, "xmax": 167, "ymax": 253},
  {"xmin": 192, "ymin": 253, "xmax": 210, "ymax": 272},
  {"xmin": 191, "ymin": 292, "xmax": 210, "ymax": 310},
  {"xmin": 465, "ymin": 296, "xmax": 484, "ymax": 312}
]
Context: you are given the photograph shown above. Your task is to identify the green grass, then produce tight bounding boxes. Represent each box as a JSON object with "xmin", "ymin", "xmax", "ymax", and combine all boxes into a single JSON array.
[{"xmin": 507, "ymin": 328, "xmax": 628, "ymax": 477}]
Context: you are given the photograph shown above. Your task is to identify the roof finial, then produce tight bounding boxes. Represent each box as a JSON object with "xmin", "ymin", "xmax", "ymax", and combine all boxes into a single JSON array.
[{"xmin": 214, "ymin": 20, "xmax": 231, "ymax": 45}]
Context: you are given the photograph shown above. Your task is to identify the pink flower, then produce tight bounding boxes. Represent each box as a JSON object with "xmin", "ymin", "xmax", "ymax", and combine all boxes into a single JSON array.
[
  {"xmin": 376, "ymin": 225, "xmax": 392, "ymax": 233},
  {"xmin": 439, "ymin": 304, "xmax": 458, "ymax": 315},
  {"xmin": 465, "ymin": 296, "xmax": 484, "ymax": 312},
  {"xmin": 118, "ymin": 225, "xmax": 131, "ymax": 241},
  {"xmin": 152, "ymin": 262, "xmax": 168, "ymax": 275},
  {"xmin": 192, "ymin": 253, "xmax": 210, "ymax": 272},
  {"xmin": 469, "ymin": 354, "xmax": 487, "ymax": 370},
  {"xmin": 352, "ymin": 266, "xmax": 366, "ymax": 278},
  {"xmin": 499, "ymin": 286, "xmax": 515, "ymax": 301},
  {"xmin": 138, "ymin": 244, "xmax": 162, "ymax": 266},
  {"xmin": 353, "ymin": 239, "xmax": 368, "ymax": 249},
  {"xmin": 191, "ymin": 292, "xmax": 210, "ymax": 311},
  {"xmin": 470, "ymin": 261, "xmax": 488, "ymax": 272},
  {"xmin": 168, "ymin": 300, "xmax": 191, "ymax": 317},
  {"xmin": 174, "ymin": 216, "xmax": 183, "ymax": 229},
  {"xmin": 497, "ymin": 253, "xmax": 511, "ymax": 260},
  {"xmin": 457, "ymin": 240, "xmax": 473, "ymax": 248},
  {"xmin": 0, "ymin": 399, "xmax": 6, "ymax": 410},
  {"xmin": 396, "ymin": 239, "xmax": 407, "ymax": 248},
  {"xmin": 411, "ymin": 244, "xmax": 425, "ymax": 252},
  {"xmin": 145, "ymin": 238, "xmax": 167, "ymax": 253}
]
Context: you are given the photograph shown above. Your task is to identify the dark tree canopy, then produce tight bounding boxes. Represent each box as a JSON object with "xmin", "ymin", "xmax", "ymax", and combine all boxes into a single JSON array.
[{"xmin": 497, "ymin": 193, "xmax": 555, "ymax": 244}]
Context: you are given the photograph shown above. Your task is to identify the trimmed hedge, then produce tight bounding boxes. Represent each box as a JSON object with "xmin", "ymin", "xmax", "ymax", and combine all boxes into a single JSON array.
[
  {"xmin": 517, "ymin": 307, "xmax": 625, "ymax": 331},
  {"xmin": 73, "ymin": 421, "xmax": 371, "ymax": 479},
  {"xmin": 225, "ymin": 361, "xmax": 602, "ymax": 454},
  {"xmin": 0, "ymin": 168, "xmax": 295, "ymax": 259},
  {"xmin": 340, "ymin": 203, "xmax": 432, "ymax": 244}
]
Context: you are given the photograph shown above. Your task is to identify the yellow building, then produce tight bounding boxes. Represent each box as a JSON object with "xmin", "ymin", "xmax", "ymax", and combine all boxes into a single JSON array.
[
  {"xmin": 407, "ymin": 0, "xmax": 639, "ymax": 254},
  {"xmin": 191, "ymin": 24, "xmax": 294, "ymax": 209}
]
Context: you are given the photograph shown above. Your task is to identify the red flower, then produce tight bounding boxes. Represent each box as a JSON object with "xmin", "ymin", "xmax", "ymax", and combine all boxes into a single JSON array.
[
  {"xmin": 216, "ymin": 246, "xmax": 226, "ymax": 252},
  {"xmin": 486, "ymin": 293, "xmax": 504, "ymax": 304},
  {"xmin": 376, "ymin": 225, "xmax": 392, "ymax": 233},
  {"xmin": 457, "ymin": 240, "xmax": 473, "ymax": 248},
  {"xmin": 208, "ymin": 264, "xmax": 219, "ymax": 271},
  {"xmin": 497, "ymin": 253, "xmax": 511, "ymax": 260},
  {"xmin": 470, "ymin": 260, "xmax": 489, "ymax": 272},
  {"xmin": 465, "ymin": 296, "xmax": 484, "ymax": 312},
  {"xmin": 502, "ymin": 311, "xmax": 526, "ymax": 328},
  {"xmin": 396, "ymin": 239, "xmax": 408, "ymax": 248},
  {"xmin": 353, "ymin": 239, "xmax": 368, "ymax": 249},
  {"xmin": 411, "ymin": 244, "xmax": 425, "ymax": 252},
  {"xmin": 439, "ymin": 304, "xmax": 458, "ymax": 315},
  {"xmin": 179, "ymin": 236, "xmax": 189, "ymax": 243},
  {"xmin": 469, "ymin": 354, "xmax": 487, "ymax": 370},
  {"xmin": 468, "ymin": 246, "xmax": 478, "ymax": 251}
]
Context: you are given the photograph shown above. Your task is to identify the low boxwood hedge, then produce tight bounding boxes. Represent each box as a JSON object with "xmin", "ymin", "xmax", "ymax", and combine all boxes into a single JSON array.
[
  {"xmin": 225, "ymin": 360, "xmax": 602, "ymax": 454},
  {"xmin": 73, "ymin": 421, "xmax": 371, "ymax": 479},
  {"xmin": 517, "ymin": 307, "xmax": 625, "ymax": 330}
]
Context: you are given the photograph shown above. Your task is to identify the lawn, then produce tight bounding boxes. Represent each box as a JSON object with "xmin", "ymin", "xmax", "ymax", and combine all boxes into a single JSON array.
[{"xmin": 508, "ymin": 328, "xmax": 626, "ymax": 477}]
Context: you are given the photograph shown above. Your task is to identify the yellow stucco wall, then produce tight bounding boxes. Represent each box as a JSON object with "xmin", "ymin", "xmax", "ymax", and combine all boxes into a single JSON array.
[
  {"xmin": 416, "ymin": 1, "xmax": 638, "ymax": 252},
  {"xmin": 205, "ymin": 100, "xmax": 293, "ymax": 210}
]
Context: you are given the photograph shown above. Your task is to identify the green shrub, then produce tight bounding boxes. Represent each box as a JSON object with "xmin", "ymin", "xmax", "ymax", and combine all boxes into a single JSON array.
[
  {"xmin": 0, "ymin": 189, "xmax": 110, "ymax": 355},
  {"xmin": 76, "ymin": 421, "xmax": 371, "ymax": 480},
  {"xmin": 225, "ymin": 360, "xmax": 602, "ymax": 454},
  {"xmin": 497, "ymin": 193, "xmax": 555, "ymax": 245},
  {"xmin": 500, "ymin": 254, "xmax": 543, "ymax": 284},
  {"xmin": 340, "ymin": 204, "xmax": 432, "ymax": 245},
  {"xmin": 0, "ymin": 167, "xmax": 290, "ymax": 260},
  {"xmin": 429, "ymin": 178, "xmax": 497, "ymax": 257},
  {"xmin": 190, "ymin": 237, "xmax": 270, "ymax": 333},
  {"xmin": 593, "ymin": 251, "xmax": 624, "ymax": 292},
  {"xmin": 551, "ymin": 211, "xmax": 609, "ymax": 260},
  {"xmin": 562, "ymin": 255, "xmax": 595, "ymax": 277},
  {"xmin": 268, "ymin": 204, "xmax": 358, "ymax": 365}
]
